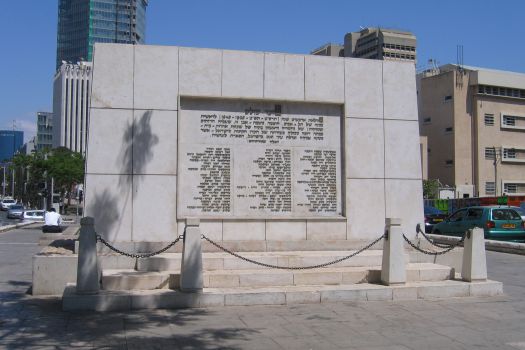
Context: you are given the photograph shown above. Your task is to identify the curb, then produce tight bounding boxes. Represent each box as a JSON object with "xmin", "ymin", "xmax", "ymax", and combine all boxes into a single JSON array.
[
  {"xmin": 0, "ymin": 221, "xmax": 37, "ymax": 233},
  {"xmin": 427, "ymin": 233, "xmax": 525, "ymax": 255}
]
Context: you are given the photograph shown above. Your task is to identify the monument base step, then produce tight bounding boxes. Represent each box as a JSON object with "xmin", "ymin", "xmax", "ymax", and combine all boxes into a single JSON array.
[
  {"xmin": 136, "ymin": 249, "xmax": 390, "ymax": 272},
  {"xmin": 63, "ymin": 279, "xmax": 504, "ymax": 312},
  {"xmin": 102, "ymin": 263, "xmax": 453, "ymax": 291}
]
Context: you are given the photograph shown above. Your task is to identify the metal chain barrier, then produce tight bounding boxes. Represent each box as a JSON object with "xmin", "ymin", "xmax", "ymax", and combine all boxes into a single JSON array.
[
  {"xmin": 403, "ymin": 232, "xmax": 465, "ymax": 256},
  {"xmin": 96, "ymin": 234, "xmax": 183, "ymax": 259},
  {"xmin": 201, "ymin": 233, "xmax": 385, "ymax": 270},
  {"xmin": 416, "ymin": 226, "xmax": 456, "ymax": 249}
]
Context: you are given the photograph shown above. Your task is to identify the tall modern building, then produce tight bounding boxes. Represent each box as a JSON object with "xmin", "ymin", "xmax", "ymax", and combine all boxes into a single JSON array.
[
  {"xmin": 56, "ymin": 0, "xmax": 148, "ymax": 69},
  {"xmin": 53, "ymin": 62, "xmax": 92, "ymax": 154},
  {"xmin": 0, "ymin": 131, "xmax": 24, "ymax": 162},
  {"xmin": 36, "ymin": 112, "xmax": 54, "ymax": 152},
  {"xmin": 344, "ymin": 28, "xmax": 416, "ymax": 63},
  {"xmin": 418, "ymin": 64, "xmax": 525, "ymax": 197},
  {"xmin": 312, "ymin": 27, "xmax": 417, "ymax": 64}
]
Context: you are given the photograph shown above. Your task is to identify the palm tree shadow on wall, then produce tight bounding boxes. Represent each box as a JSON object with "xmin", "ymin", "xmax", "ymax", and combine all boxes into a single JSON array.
[{"xmin": 88, "ymin": 110, "xmax": 159, "ymax": 240}]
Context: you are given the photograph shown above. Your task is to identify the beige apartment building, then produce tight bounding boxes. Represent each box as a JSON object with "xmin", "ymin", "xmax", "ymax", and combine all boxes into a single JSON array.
[{"xmin": 418, "ymin": 64, "xmax": 525, "ymax": 197}]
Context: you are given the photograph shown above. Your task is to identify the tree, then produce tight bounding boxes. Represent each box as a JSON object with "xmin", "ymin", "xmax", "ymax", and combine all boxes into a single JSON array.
[
  {"xmin": 10, "ymin": 148, "xmax": 85, "ymax": 209},
  {"xmin": 423, "ymin": 179, "xmax": 440, "ymax": 199},
  {"xmin": 46, "ymin": 147, "xmax": 85, "ymax": 206}
]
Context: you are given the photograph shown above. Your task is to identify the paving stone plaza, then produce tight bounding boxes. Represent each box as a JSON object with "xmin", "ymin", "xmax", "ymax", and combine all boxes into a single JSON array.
[{"xmin": 2, "ymin": 226, "xmax": 525, "ymax": 349}]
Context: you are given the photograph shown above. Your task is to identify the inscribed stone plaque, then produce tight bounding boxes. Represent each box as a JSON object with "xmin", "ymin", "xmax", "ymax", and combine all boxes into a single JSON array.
[{"xmin": 178, "ymin": 98, "xmax": 342, "ymax": 218}]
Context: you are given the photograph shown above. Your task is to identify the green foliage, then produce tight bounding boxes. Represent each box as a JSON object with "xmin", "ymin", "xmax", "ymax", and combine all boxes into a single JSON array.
[
  {"xmin": 9, "ymin": 148, "xmax": 85, "ymax": 207},
  {"xmin": 46, "ymin": 147, "xmax": 85, "ymax": 195},
  {"xmin": 423, "ymin": 179, "xmax": 440, "ymax": 199}
]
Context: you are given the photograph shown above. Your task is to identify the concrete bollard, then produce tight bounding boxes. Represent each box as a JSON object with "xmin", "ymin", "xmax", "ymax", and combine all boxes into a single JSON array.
[
  {"xmin": 381, "ymin": 218, "xmax": 406, "ymax": 286},
  {"xmin": 76, "ymin": 217, "xmax": 100, "ymax": 294},
  {"xmin": 180, "ymin": 218, "xmax": 203, "ymax": 292},
  {"xmin": 462, "ymin": 227, "xmax": 487, "ymax": 282}
]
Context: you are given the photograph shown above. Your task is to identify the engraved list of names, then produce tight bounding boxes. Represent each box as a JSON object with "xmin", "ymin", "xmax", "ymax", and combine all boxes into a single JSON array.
[{"xmin": 178, "ymin": 99, "xmax": 342, "ymax": 218}]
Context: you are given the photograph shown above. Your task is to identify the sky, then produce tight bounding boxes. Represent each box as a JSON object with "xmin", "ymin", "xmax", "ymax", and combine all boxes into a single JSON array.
[{"xmin": 1, "ymin": 0, "xmax": 524, "ymax": 143}]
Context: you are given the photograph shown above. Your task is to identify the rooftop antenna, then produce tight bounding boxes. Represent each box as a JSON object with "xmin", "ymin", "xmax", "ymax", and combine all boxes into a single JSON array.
[{"xmin": 456, "ymin": 45, "xmax": 465, "ymax": 88}]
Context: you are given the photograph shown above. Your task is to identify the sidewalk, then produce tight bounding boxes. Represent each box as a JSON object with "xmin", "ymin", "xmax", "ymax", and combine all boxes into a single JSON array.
[{"xmin": 1, "ymin": 227, "xmax": 525, "ymax": 349}]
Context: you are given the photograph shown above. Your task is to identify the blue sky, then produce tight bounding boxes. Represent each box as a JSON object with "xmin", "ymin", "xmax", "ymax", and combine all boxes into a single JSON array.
[{"xmin": 1, "ymin": 0, "xmax": 524, "ymax": 142}]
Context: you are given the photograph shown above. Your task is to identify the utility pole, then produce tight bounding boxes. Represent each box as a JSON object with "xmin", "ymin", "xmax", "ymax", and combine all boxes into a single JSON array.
[
  {"xmin": 11, "ymin": 120, "xmax": 16, "ymax": 199},
  {"xmin": 493, "ymin": 146, "xmax": 498, "ymax": 197},
  {"xmin": 2, "ymin": 166, "xmax": 5, "ymax": 198}
]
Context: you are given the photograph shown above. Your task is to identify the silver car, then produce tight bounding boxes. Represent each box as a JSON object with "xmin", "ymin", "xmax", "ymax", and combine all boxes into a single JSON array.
[
  {"xmin": 23, "ymin": 210, "xmax": 45, "ymax": 222},
  {"xmin": 1, "ymin": 198, "xmax": 17, "ymax": 211},
  {"xmin": 7, "ymin": 205, "xmax": 24, "ymax": 219}
]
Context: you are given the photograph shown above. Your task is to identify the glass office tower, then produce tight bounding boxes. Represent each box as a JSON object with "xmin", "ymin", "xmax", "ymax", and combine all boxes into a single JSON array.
[
  {"xmin": 0, "ymin": 131, "xmax": 24, "ymax": 162},
  {"xmin": 56, "ymin": 0, "xmax": 148, "ymax": 69}
]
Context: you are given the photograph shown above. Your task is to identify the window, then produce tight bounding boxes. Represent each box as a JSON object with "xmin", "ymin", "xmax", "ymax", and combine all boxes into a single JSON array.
[
  {"xmin": 466, "ymin": 208, "xmax": 483, "ymax": 220},
  {"xmin": 484, "ymin": 114, "xmax": 494, "ymax": 126},
  {"xmin": 485, "ymin": 148, "xmax": 495, "ymax": 160},
  {"xmin": 444, "ymin": 95, "xmax": 453, "ymax": 101},
  {"xmin": 449, "ymin": 209, "xmax": 467, "ymax": 222},
  {"xmin": 503, "ymin": 182, "xmax": 525, "ymax": 194},
  {"xmin": 445, "ymin": 160, "xmax": 454, "ymax": 166},
  {"xmin": 492, "ymin": 209, "xmax": 520, "ymax": 220},
  {"xmin": 485, "ymin": 182, "xmax": 495, "ymax": 195},
  {"xmin": 503, "ymin": 148, "xmax": 516, "ymax": 159},
  {"xmin": 503, "ymin": 115, "xmax": 516, "ymax": 126},
  {"xmin": 445, "ymin": 127, "xmax": 453, "ymax": 133},
  {"xmin": 423, "ymin": 117, "xmax": 431, "ymax": 124}
]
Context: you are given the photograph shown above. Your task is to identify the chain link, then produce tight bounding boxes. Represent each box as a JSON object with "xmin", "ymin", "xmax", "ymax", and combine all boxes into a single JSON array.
[
  {"xmin": 96, "ymin": 234, "xmax": 183, "ymax": 259},
  {"xmin": 403, "ymin": 233, "xmax": 465, "ymax": 256},
  {"xmin": 201, "ymin": 233, "xmax": 385, "ymax": 270},
  {"xmin": 416, "ymin": 227, "xmax": 457, "ymax": 249}
]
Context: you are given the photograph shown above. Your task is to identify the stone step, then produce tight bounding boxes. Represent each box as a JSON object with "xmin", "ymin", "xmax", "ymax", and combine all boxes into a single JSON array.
[
  {"xmin": 102, "ymin": 270, "xmax": 173, "ymax": 291},
  {"xmin": 102, "ymin": 263, "xmax": 453, "ymax": 291},
  {"xmin": 137, "ymin": 250, "xmax": 393, "ymax": 272},
  {"xmin": 63, "ymin": 279, "xmax": 504, "ymax": 312}
]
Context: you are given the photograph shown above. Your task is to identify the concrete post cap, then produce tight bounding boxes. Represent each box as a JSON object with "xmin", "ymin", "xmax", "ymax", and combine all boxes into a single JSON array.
[
  {"xmin": 186, "ymin": 218, "xmax": 200, "ymax": 226},
  {"xmin": 385, "ymin": 218, "xmax": 402, "ymax": 226},
  {"xmin": 80, "ymin": 217, "xmax": 95, "ymax": 225}
]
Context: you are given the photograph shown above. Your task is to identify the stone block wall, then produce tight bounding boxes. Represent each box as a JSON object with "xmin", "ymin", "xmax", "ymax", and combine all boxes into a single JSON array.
[{"xmin": 85, "ymin": 43, "xmax": 423, "ymax": 244}]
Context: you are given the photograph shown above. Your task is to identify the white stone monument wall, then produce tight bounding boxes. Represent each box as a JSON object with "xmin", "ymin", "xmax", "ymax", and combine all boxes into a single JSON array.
[{"xmin": 85, "ymin": 43, "xmax": 423, "ymax": 243}]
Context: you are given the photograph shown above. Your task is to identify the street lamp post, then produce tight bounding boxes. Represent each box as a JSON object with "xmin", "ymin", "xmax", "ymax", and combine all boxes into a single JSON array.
[{"xmin": 493, "ymin": 146, "xmax": 499, "ymax": 197}]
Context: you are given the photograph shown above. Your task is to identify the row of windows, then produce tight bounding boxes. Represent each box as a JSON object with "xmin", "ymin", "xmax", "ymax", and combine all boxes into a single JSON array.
[
  {"xmin": 383, "ymin": 52, "xmax": 415, "ymax": 60},
  {"xmin": 382, "ymin": 43, "xmax": 416, "ymax": 52},
  {"xmin": 478, "ymin": 85, "xmax": 525, "ymax": 99},
  {"xmin": 355, "ymin": 36, "xmax": 378, "ymax": 49},
  {"xmin": 485, "ymin": 147, "xmax": 520, "ymax": 160},
  {"xmin": 505, "ymin": 183, "xmax": 525, "ymax": 194},
  {"xmin": 355, "ymin": 45, "xmax": 378, "ymax": 56},
  {"xmin": 486, "ymin": 182, "xmax": 525, "ymax": 194}
]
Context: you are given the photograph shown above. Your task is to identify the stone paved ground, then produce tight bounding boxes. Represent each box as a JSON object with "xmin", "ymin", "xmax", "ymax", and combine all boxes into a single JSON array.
[{"xmin": 1, "ymin": 226, "xmax": 525, "ymax": 349}]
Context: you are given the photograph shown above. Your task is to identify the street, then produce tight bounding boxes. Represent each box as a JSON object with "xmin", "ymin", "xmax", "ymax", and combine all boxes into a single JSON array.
[
  {"xmin": 0, "ymin": 210, "xmax": 18, "ymax": 227},
  {"xmin": 1, "ymin": 226, "xmax": 525, "ymax": 349}
]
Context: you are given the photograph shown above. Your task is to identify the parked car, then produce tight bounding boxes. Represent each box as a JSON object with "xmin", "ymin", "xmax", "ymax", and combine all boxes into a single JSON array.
[
  {"xmin": 1, "ymin": 198, "xmax": 17, "ymax": 211},
  {"xmin": 509, "ymin": 206, "xmax": 525, "ymax": 221},
  {"xmin": 7, "ymin": 205, "xmax": 24, "ymax": 219},
  {"xmin": 23, "ymin": 210, "xmax": 45, "ymax": 222},
  {"xmin": 423, "ymin": 206, "xmax": 448, "ymax": 233},
  {"xmin": 432, "ymin": 206, "xmax": 525, "ymax": 242}
]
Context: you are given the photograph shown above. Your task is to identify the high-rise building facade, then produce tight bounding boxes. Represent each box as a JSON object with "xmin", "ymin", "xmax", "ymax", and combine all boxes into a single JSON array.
[
  {"xmin": 312, "ymin": 27, "xmax": 417, "ymax": 64},
  {"xmin": 53, "ymin": 62, "xmax": 92, "ymax": 154},
  {"xmin": 418, "ymin": 64, "xmax": 525, "ymax": 197},
  {"xmin": 0, "ymin": 131, "xmax": 24, "ymax": 162},
  {"xmin": 344, "ymin": 28, "xmax": 416, "ymax": 63},
  {"xmin": 56, "ymin": 0, "xmax": 148, "ymax": 69},
  {"xmin": 36, "ymin": 112, "xmax": 53, "ymax": 152}
]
